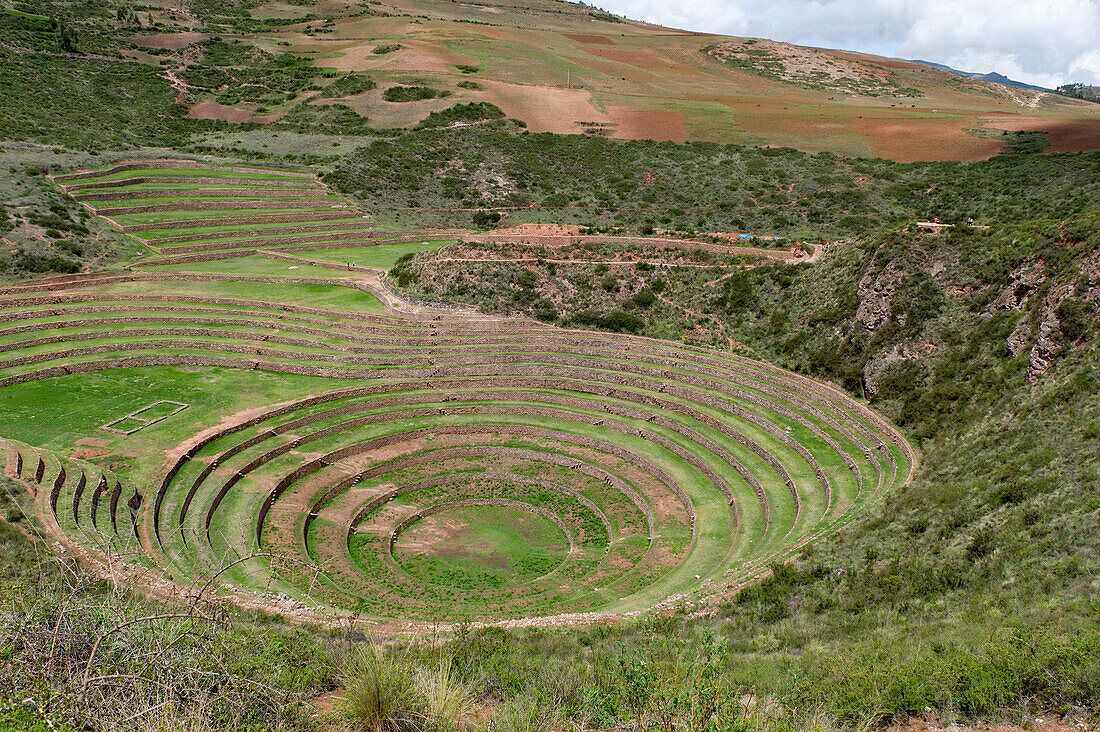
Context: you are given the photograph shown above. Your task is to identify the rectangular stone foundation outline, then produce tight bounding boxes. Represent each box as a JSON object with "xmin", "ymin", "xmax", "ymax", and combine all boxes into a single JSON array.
[{"xmin": 101, "ymin": 400, "xmax": 189, "ymax": 435}]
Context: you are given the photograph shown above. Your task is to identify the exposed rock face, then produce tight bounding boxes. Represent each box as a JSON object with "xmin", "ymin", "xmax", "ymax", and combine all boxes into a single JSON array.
[
  {"xmin": 990, "ymin": 262, "xmax": 1045, "ymax": 312},
  {"xmin": 855, "ymin": 263, "xmax": 902, "ymax": 331},
  {"xmin": 1023, "ymin": 280, "xmax": 1075, "ymax": 382},
  {"xmin": 1006, "ymin": 317, "xmax": 1033, "ymax": 358},
  {"xmin": 862, "ymin": 341, "xmax": 933, "ymax": 396},
  {"xmin": 1027, "ymin": 309, "xmax": 1061, "ymax": 381}
]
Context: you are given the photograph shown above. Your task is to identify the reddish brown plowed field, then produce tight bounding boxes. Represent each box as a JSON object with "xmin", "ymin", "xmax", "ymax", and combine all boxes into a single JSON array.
[
  {"xmin": 564, "ymin": 34, "xmax": 614, "ymax": 45},
  {"xmin": 981, "ymin": 117, "xmax": 1100, "ymax": 152},
  {"xmin": 322, "ymin": 39, "xmax": 475, "ymax": 73},
  {"xmin": 608, "ymin": 108, "xmax": 687, "ymax": 142},
  {"xmin": 586, "ymin": 49, "xmax": 668, "ymax": 72},
  {"xmin": 851, "ymin": 115, "xmax": 1005, "ymax": 162},
  {"xmin": 188, "ymin": 101, "xmax": 282, "ymax": 124},
  {"xmin": 478, "ymin": 80, "xmax": 611, "ymax": 134}
]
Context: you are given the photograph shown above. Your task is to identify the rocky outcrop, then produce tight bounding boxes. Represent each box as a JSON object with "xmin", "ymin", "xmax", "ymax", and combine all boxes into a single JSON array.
[
  {"xmin": 988, "ymin": 261, "xmax": 1045, "ymax": 312},
  {"xmin": 855, "ymin": 263, "xmax": 902, "ymax": 331},
  {"xmin": 861, "ymin": 341, "xmax": 931, "ymax": 397}
]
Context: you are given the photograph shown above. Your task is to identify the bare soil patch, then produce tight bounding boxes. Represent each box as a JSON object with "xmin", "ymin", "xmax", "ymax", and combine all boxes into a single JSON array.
[
  {"xmin": 607, "ymin": 107, "xmax": 687, "ymax": 142},
  {"xmin": 575, "ymin": 57, "xmax": 664, "ymax": 84},
  {"xmin": 495, "ymin": 223, "xmax": 582, "ymax": 237},
  {"xmin": 828, "ymin": 49, "xmax": 926, "ymax": 71},
  {"xmin": 188, "ymin": 101, "xmax": 281, "ymax": 124},
  {"xmin": 980, "ymin": 117, "xmax": 1100, "ymax": 152},
  {"xmin": 70, "ymin": 447, "xmax": 110, "ymax": 459},
  {"xmin": 397, "ymin": 512, "xmax": 470, "ymax": 556},
  {"xmin": 476, "ymin": 80, "xmax": 611, "ymax": 134},
  {"xmin": 851, "ymin": 115, "xmax": 1003, "ymax": 162},
  {"xmin": 881, "ymin": 714, "xmax": 1087, "ymax": 732},
  {"xmin": 564, "ymin": 33, "xmax": 615, "ymax": 45},
  {"xmin": 587, "ymin": 48, "xmax": 668, "ymax": 72},
  {"xmin": 321, "ymin": 40, "xmax": 474, "ymax": 73},
  {"xmin": 128, "ymin": 32, "xmax": 208, "ymax": 49},
  {"xmin": 707, "ymin": 39, "xmax": 901, "ymax": 96}
]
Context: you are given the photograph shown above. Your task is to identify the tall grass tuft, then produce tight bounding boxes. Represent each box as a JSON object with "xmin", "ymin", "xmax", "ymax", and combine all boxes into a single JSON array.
[
  {"xmin": 339, "ymin": 647, "xmax": 426, "ymax": 732},
  {"xmin": 417, "ymin": 655, "xmax": 473, "ymax": 723}
]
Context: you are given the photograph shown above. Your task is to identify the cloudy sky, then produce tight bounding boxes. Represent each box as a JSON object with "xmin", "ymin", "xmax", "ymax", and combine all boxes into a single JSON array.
[{"xmin": 594, "ymin": 0, "xmax": 1100, "ymax": 88}]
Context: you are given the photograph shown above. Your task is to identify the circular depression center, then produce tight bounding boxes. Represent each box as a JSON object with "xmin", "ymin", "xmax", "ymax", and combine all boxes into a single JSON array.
[{"xmin": 392, "ymin": 501, "xmax": 573, "ymax": 590}]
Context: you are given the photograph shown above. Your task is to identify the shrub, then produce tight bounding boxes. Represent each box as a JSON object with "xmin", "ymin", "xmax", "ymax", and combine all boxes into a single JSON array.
[
  {"xmin": 715, "ymin": 271, "xmax": 756, "ymax": 314},
  {"xmin": 416, "ymin": 658, "xmax": 472, "ymax": 723},
  {"xmin": 372, "ymin": 44, "xmax": 401, "ymax": 55},
  {"xmin": 472, "ymin": 211, "xmax": 502, "ymax": 229},
  {"xmin": 892, "ymin": 271, "xmax": 945, "ymax": 331},
  {"xmin": 319, "ymin": 74, "xmax": 376, "ymax": 98},
  {"xmin": 601, "ymin": 310, "xmax": 644, "ymax": 333},
  {"xmin": 275, "ymin": 104, "xmax": 372, "ymax": 135},
  {"xmin": 383, "ymin": 85, "xmax": 450, "ymax": 103},
  {"xmin": 414, "ymin": 102, "xmax": 505, "ymax": 130},
  {"xmin": 1056, "ymin": 297, "xmax": 1092, "ymax": 341},
  {"xmin": 55, "ymin": 239, "xmax": 83, "ymax": 256},
  {"xmin": 632, "ymin": 287, "xmax": 656, "ymax": 308}
]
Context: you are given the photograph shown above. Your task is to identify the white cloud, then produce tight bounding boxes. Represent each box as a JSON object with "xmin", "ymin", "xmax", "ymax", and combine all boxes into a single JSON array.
[{"xmin": 596, "ymin": 0, "xmax": 1100, "ymax": 87}]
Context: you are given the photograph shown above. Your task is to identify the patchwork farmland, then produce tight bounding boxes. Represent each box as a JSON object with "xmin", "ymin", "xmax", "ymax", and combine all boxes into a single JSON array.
[{"xmin": 0, "ymin": 160, "xmax": 913, "ymax": 625}]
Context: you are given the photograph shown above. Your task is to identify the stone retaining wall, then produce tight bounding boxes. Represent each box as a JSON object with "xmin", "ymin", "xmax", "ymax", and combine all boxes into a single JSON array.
[
  {"xmin": 135, "ymin": 251, "xmax": 258, "ymax": 267},
  {"xmin": 77, "ymin": 187, "xmax": 327, "ymax": 203},
  {"xmin": 66, "ymin": 176, "xmax": 322, "ymax": 192},
  {"xmin": 97, "ymin": 199, "xmax": 342, "ymax": 216},
  {"xmin": 0, "ymin": 333, "xmax": 879, "ymax": 501},
  {"xmin": 148, "ymin": 220, "xmax": 372, "ymax": 245},
  {"xmin": 191, "ymin": 400, "xmax": 713, "ymax": 537},
  {"xmin": 122, "ymin": 211, "xmax": 357, "ymax": 233},
  {"xmin": 52, "ymin": 160, "xmax": 316, "ymax": 182},
  {"xmin": 158, "ymin": 230, "xmax": 380, "ymax": 254},
  {"xmin": 72, "ymin": 471, "xmax": 87, "ymax": 525},
  {"xmin": 308, "ymin": 470, "xmax": 611, "ymax": 549},
  {"xmin": 254, "ymin": 423, "xmax": 688, "ymax": 547}
]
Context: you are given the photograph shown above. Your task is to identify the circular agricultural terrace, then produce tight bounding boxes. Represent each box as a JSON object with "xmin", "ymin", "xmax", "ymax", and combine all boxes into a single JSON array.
[
  {"xmin": 0, "ymin": 160, "xmax": 913, "ymax": 624},
  {"xmin": 0, "ymin": 277, "xmax": 913, "ymax": 623}
]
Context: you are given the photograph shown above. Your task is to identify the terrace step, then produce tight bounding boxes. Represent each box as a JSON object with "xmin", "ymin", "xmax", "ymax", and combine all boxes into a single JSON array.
[{"xmin": 52, "ymin": 159, "xmax": 316, "ymax": 182}]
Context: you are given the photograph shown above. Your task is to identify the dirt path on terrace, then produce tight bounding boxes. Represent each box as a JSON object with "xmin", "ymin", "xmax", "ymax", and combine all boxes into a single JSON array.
[
  {"xmin": 882, "ymin": 714, "xmax": 1093, "ymax": 732},
  {"xmin": 704, "ymin": 267, "xmax": 756, "ymax": 287},
  {"xmin": 463, "ymin": 234, "xmax": 821, "ymax": 264},
  {"xmin": 433, "ymin": 257, "xmax": 744, "ymax": 268}
]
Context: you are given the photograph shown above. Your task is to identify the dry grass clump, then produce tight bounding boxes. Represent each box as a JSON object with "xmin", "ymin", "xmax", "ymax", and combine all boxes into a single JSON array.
[{"xmin": 337, "ymin": 648, "xmax": 472, "ymax": 731}]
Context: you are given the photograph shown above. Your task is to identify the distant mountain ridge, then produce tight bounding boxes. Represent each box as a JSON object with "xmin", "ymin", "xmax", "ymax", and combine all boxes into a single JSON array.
[{"xmin": 910, "ymin": 59, "xmax": 1051, "ymax": 91}]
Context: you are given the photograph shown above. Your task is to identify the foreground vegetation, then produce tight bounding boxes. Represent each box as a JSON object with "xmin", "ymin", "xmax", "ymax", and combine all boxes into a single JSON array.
[
  {"xmin": 2, "ymin": 486, "xmax": 1097, "ymax": 732},
  {"xmin": 1, "ymin": 2, "xmax": 1098, "ymax": 724}
]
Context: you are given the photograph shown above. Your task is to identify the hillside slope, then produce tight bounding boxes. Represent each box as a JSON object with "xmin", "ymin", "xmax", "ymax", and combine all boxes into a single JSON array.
[
  {"xmin": 175, "ymin": 0, "xmax": 1100, "ymax": 158},
  {"xmin": 3, "ymin": 0, "xmax": 1100, "ymax": 160}
]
